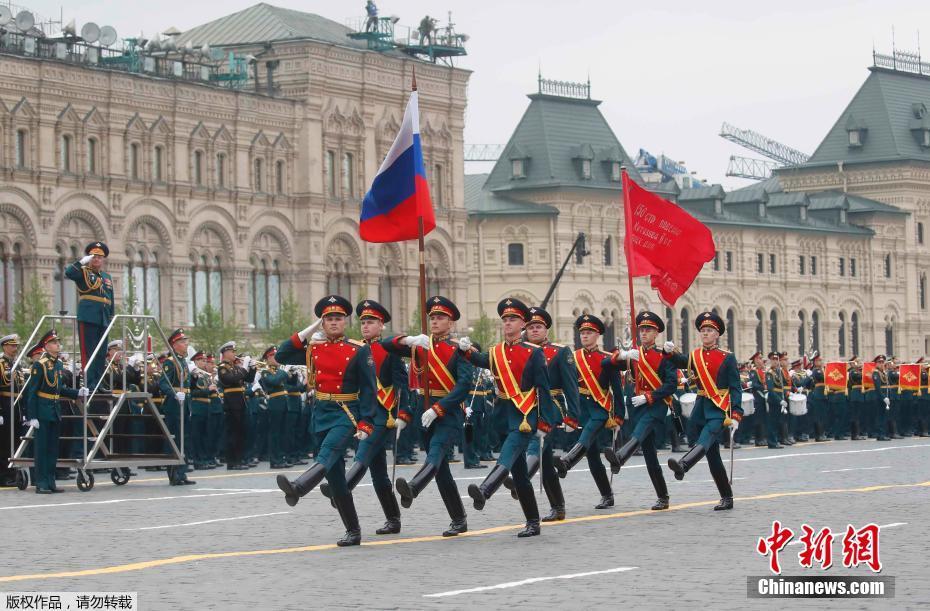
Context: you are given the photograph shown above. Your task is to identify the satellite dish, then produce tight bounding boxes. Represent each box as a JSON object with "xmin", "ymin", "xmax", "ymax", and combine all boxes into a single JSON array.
[
  {"xmin": 0, "ymin": 7, "xmax": 11, "ymax": 26},
  {"xmin": 63, "ymin": 18, "xmax": 76, "ymax": 36},
  {"xmin": 99, "ymin": 25, "xmax": 118, "ymax": 46},
  {"xmin": 15, "ymin": 10, "xmax": 35, "ymax": 32},
  {"xmin": 162, "ymin": 36, "xmax": 176, "ymax": 51},
  {"xmin": 146, "ymin": 32, "xmax": 161, "ymax": 50},
  {"xmin": 184, "ymin": 40, "xmax": 193, "ymax": 52},
  {"xmin": 200, "ymin": 43, "xmax": 210, "ymax": 55},
  {"xmin": 81, "ymin": 22, "xmax": 100, "ymax": 43}
]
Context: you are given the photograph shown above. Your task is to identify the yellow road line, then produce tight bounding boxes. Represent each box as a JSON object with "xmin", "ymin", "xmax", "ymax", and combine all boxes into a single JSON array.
[{"xmin": 2, "ymin": 479, "xmax": 928, "ymax": 584}]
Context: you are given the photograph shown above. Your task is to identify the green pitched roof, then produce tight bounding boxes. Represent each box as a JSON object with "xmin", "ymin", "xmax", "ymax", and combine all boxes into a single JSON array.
[
  {"xmin": 483, "ymin": 93, "xmax": 642, "ymax": 193},
  {"xmin": 800, "ymin": 67, "xmax": 930, "ymax": 168},
  {"xmin": 175, "ymin": 3, "xmax": 382, "ymax": 52},
  {"xmin": 464, "ymin": 174, "xmax": 559, "ymax": 217}
]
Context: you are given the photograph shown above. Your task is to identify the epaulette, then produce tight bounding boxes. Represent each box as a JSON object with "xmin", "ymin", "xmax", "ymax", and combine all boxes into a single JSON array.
[
  {"xmin": 218, "ymin": 362, "xmax": 230, "ymax": 369},
  {"xmin": 550, "ymin": 342, "xmax": 565, "ymax": 348},
  {"xmin": 38, "ymin": 356, "xmax": 50, "ymax": 365},
  {"xmin": 348, "ymin": 339, "xmax": 365, "ymax": 347}
]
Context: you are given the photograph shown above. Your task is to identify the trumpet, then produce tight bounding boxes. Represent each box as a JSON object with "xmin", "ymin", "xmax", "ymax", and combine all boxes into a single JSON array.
[{"xmin": 253, "ymin": 360, "xmax": 274, "ymax": 372}]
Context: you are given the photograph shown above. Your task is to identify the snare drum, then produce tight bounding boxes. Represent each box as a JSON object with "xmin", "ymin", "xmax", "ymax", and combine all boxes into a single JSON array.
[
  {"xmin": 740, "ymin": 392, "xmax": 755, "ymax": 416},
  {"xmin": 788, "ymin": 392, "xmax": 808, "ymax": 416},
  {"xmin": 679, "ymin": 393, "xmax": 697, "ymax": 418}
]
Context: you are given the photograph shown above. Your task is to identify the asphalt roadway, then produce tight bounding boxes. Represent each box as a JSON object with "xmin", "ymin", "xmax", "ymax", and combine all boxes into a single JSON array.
[{"xmin": 3, "ymin": 438, "xmax": 929, "ymax": 610}]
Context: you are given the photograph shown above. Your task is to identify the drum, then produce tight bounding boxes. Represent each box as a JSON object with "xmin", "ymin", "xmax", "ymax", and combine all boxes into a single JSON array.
[
  {"xmin": 740, "ymin": 392, "xmax": 755, "ymax": 416},
  {"xmin": 679, "ymin": 393, "xmax": 697, "ymax": 419},
  {"xmin": 788, "ymin": 392, "xmax": 808, "ymax": 416}
]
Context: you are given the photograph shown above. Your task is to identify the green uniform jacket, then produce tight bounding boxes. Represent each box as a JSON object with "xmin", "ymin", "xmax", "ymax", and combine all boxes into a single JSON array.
[
  {"xmin": 189, "ymin": 370, "xmax": 212, "ymax": 417},
  {"xmin": 64, "ymin": 261, "xmax": 114, "ymax": 327},
  {"xmin": 260, "ymin": 368, "xmax": 288, "ymax": 413},
  {"xmin": 158, "ymin": 353, "xmax": 190, "ymax": 416},
  {"xmin": 25, "ymin": 355, "xmax": 79, "ymax": 421}
]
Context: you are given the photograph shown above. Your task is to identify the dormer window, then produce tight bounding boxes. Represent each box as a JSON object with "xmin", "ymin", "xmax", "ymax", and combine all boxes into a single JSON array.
[
  {"xmin": 845, "ymin": 114, "xmax": 867, "ymax": 148},
  {"xmin": 512, "ymin": 158, "xmax": 525, "ymax": 179},
  {"xmin": 507, "ymin": 144, "xmax": 530, "ymax": 180},
  {"xmin": 758, "ymin": 202, "xmax": 766, "ymax": 218},
  {"xmin": 848, "ymin": 130, "xmax": 863, "ymax": 147},
  {"xmin": 800, "ymin": 205, "xmax": 807, "ymax": 221},
  {"xmin": 572, "ymin": 143, "xmax": 595, "ymax": 180},
  {"xmin": 581, "ymin": 159, "xmax": 592, "ymax": 180},
  {"xmin": 610, "ymin": 161, "xmax": 621, "ymax": 182},
  {"xmin": 840, "ymin": 209, "xmax": 847, "ymax": 224},
  {"xmin": 909, "ymin": 103, "xmax": 930, "ymax": 148},
  {"xmin": 714, "ymin": 199, "xmax": 723, "ymax": 215}
]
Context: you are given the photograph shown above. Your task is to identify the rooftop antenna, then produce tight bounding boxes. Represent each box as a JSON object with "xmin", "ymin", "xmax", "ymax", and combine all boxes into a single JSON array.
[
  {"xmin": 0, "ymin": 6, "xmax": 12, "ymax": 26},
  {"xmin": 99, "ymin": 25, "xmax": 118, "ymax": 47}
]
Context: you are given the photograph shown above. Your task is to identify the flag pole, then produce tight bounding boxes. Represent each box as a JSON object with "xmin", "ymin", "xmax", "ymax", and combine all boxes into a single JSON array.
[
  {"xmin": 621, "ymin": 168, "xmax": 638, "ymax": 349},
  {"xmin": 412, "ymin": 67, "xmax": 432, "ymax": 433}
]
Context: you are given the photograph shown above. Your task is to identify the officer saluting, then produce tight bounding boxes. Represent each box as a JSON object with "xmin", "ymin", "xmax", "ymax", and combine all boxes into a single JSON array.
[
  {"xmin": 389, "ymin": 296, "xmax": 474, "ymax": 537},
  {"xmin": 666, "ymin": 311, "xmax": 742, "ymax": 510},
  {"xmin": 275, "ymin": 295, "xmax": 376, "ymax": 547},
  {"xmin": 604, "ymin": 310, "xmax": 677, "ymax": 511},
  {"xmin": 320, "ymin": 299, "xmax": 408, "ymax": 536},
  {"xmin": 23, "ymin": 330, "xmax": 86, "ymax": 493},
  {"xmin": 460, "ymin": 298, "xmax": 559, "ymax": 538},
  {"xmin": 65, "ymin": 241, "xmax": 114, "ymax": 391}
]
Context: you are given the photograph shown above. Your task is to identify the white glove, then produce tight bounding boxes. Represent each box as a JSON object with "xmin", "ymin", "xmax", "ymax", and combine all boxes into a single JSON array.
[
  {"xmin": 730, "ymin": 419, "xmax": 740, "ymax": 432},
  {"xmin": 781, "ymin": 406, "xmax": 788, "ymax": 415},
  {"xmin": 240, "ymin": 356, "xmax": 252, "ymax": 370},
  {"xmin": 663, "ymin": 341, "xmax": 676, "ymax": 353},
  {"xmin": 631, "ymin": 395, "xmax": 647, "ymax": 407},
  {"xmin": 421, "ymin": 407, "xmax": 439, "ymax": 428},
  {"xmin": 28, "ymin": 419, "xmax": 39, "ymax": 429},
  {"xmin": 465, "ymin": 406, "xmax": 474, "ymax": 419},
  {"xmin": 402, "ymin": 334, "xmax": 431, "ymax": 350},
  {"xmin": 394, "ymin": 418, "xmax": 407, "ymax": 432},
  {"xmin": 679, "ymin": 376, "xmax": 688, "ymax": 385},
  {"xmin": 78, "ymin": 386, "xmax": 90, "ymax": 398},
  {"xmin": 128, "ymin": 353, "xmax": 144, "ymax": 368},
  {"xmin": 355, "ymin": 430, "xmax": 369, "ymax": 441},
  {"xmin": 297, "ymin": 318, "xmax": 323, "ymax": 341},
  {"xmin": 883, "ymin": 397, "xmax": 890, "ymax": 409},
  {"xmin": 251, "ymin": 381, "xmax": 262, "ymax": 393},
  {"xmin": 562, "ymin": 422, "xmax": 576, "ymax": 433},
  {"xmin": 188, "ymin": 361, "xmax": 198, "ymax": 373},
  {"xmin": 458, "ymin": 336, "xmax": 473, "ymax": 351},
  {"xmin": 80, "ymin": 254, "xmax": 94, "ymax": 265},
  {"xmin": 618, "ymin": 349, "xmax": 639, "ymax": 361},
  {"xmin": 780, "ymin": 400, "xmax": 787, "ymax": 409},
  {"xmin": 175, "ymin": 391, "xmax": 186, "ymax": 403},
  {"xmin": 310, "ymin": 331, "xmax": 326, "ymax": 342},
  {"xmin": 0, "ymin": 415, "xmax": 3, "ymax": 426},
  {"xmin": 535, "ymin": 428, "xmax": 546, "ymax": 441}
]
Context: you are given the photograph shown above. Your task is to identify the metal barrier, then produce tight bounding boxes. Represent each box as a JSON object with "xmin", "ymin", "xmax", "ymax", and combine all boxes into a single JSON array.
[{"xmin": 7, "ymin": 315, "xmax": 186, "ymax": 491}]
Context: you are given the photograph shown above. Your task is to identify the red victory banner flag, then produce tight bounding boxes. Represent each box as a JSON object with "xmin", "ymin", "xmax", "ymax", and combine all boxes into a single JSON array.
[
  {"xmin": 861, "ymin": 362, "xmax": 877, "ymax": 391},
  {"xmin": 898, "ymin": 364, "xmax": 921, "ymax": 392},
  {"xmin": 621, "ymin": 170, "xmax": 716, "ymax": 306},
  {"xmin": 824, "ymin": 362, "xmax": 849, "ymax": 393}
]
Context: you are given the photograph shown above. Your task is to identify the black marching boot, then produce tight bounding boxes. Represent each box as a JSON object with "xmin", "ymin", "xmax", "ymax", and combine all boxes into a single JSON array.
[
  {"xmin": 439, "ymin": 484, "xmax": 468, "ymax": 537},
  {"xmin": 374, "ymin": 486, "xmax": 402, "ymax": 535},
  {"xmin": 395, "ymin": 462, "xmax": 438, "ymax": 509},
  {"xmin": 555, "ymin": 443, "xmax": 587, "ymax": 478},
  {"xmin": 667, "ymin": 444, "xmax": 706, "ymax": 481},
  {"xmin": 710, "ymin": 464, "xmax": 734, "ymax": 511},
  {"xmin": 468, "ymin": 464, "xmax": 509, "ymax": 511},
  {"xmin": 505, "ymin": 454, "xmax": 540, "ymax": 500},
  {"xmin": 646, "ymin": 459, "xmax": 670, "ymax": 510},
  {"xmin": 604, "ymin": 436, "xmax": 640, "ymax": 474},
  {"xmin": 276, "ymin": 463, "xmax": 326, "ymax": 507},
  {"xmin": 515, "ymin": 486, "xmax": 541, "ymax": 538},
  {"xmin": 333, "ymin": 493, "xmax": 362, "ymax": 546},
  {"xmin": 593, "ymin": 467, "xmax": 614, "ymax": 509},
  {"xmin": 320, "ymin": 461, "xmax": 367, "ymax": 504},
  {"xmin": 541, "ymin": 478, "xmax": 566, "ymax": 522}
]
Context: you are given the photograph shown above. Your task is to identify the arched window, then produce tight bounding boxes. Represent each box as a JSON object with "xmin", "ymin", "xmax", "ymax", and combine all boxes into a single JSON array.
[
  {"xmin": 378, "ymin": 274, "xmax": 394, "ymax": 329},
  {"xmin": 125, "ymin": 250, "xmax": 161, "ymax": 318},
  {"xmin": 884, "ymin": 254, "xmax": 892, "ymax": 278},
  {"xmin": 680, "ymin": 307, "xmax": 691, "ymax": 349},
  {"xmin": 253, "ymin": 157, "xmax": 264, "ymax": 192},
  {"xmin": 755, "ymin": 309, "xmax": 764, "ymax": 353},
  {"xmin": 851, "ymin": 312, "xmax": 860, "ymax": 357},
  {"xmin": 433, "ymin": 163, "xmax": 444, "ymax": 208},
  {"xmin": 603, "ymin": 311, "xmax": 616, "ymax": 350},
  {"xmin": 665, "ymin": 306, "xmax": 674, "ymax": 343},
  {"xmin": 604, "ymin": 236, "xmax": 613, "ymax": 266},
  {"xmin": 769, "ymin": 310, "xmax": 779, "ymax": 352},
  {"xmin": 838, "ymin": 312, "xmax": 847, "ymax": 357},
  {"xmin": 86, "ymin": 137, "xmax": 98, "ymax": 175},
  {"xmin": 190, "ymin": 255, "xmax": 223, "ymax": 320},
  {"xmin": 15, "ymin": 129, "xmax": 28, "ymax": 168},
  {"xmin": 507, "ymin": 243, "xmax": 524, "ymax": 266},
  {"xmin": 249, "ymin": 259, "xmax": 281, "ymax": 329},
  {"xmin": 811, "ymin": 311, "xmax": 821, "ymax": 352},
  {"xmin": 52, "ymin": 245, "xmax": 78, "ymax": 315},
  {"xmin": 342, "ymin": 152, "xmax": 355, "ymax": 197},
  {"xmin": 726, "ymin": 308, "xmax": 736, "ymax": 352},
  {"xmin": 920, "ymin": 273, "xmax": 927, "ymax": 310},
  {"xmin": 193, "ymin": 150, "xmax": 204, "ymax": 186},
  {"xmin": 0, "ymin": 243, "xmax": 24, "ymax": 321},
  {"xmin": 275, "ymin": 160, "xmax": 285, "ymax": 194},
  {"xmin": 60, "ymin": 134, "xmax": 73, "ymax": 172},
  {"xmin": 325, "ymin": 150, "xmax": 336, "ymax": 196},
  {"xmin": 129, "ymin": 142, "xmax": 141, "ymax": 180},
  {"xmin": 153, "ymin": 145, "xmax": 164, "ymax": 182},
  {"xmin": 797, "ymin": 310, "xmax": 807, "ymax": 355},
  {"xmin": 885, "ymin": 320, "xmax": 894, "ymax": 355},
  {"xmin": 216, "ymin": 152, "xmax": 227, "ymax": 188}
]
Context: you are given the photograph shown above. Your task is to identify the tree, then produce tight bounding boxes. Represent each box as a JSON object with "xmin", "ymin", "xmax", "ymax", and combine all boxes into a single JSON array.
[
  {"xmin": 469, "ymin": 311, "xmax": 498, "ymax": 351},
  {"xmin": 262, "ymin": 291, "xmax": 311, "ymax": 347},
  {"xmin": 9, "ymin": 274, "xmax": 51, "ymax": 340},
  {"xmin": 187, "ymin": 305, "xmax": 241, "ymax": 356},
  {"xmin": 406, "ymin": 304, "xmax": 423, "ymax": 335}
]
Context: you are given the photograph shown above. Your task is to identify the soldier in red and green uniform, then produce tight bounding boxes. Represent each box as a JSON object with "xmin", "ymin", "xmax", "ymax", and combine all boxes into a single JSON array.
[
  {"xmin": 554, "ymin": 314, "xmax": 625, "ymax": 510},
  {"xmin": 604, "ymin": 310, "xmax": 677, "ymax": 510},
  {"xmin": 666, "ymin": 312, "xmax": 743, "ymax": 511},
  {"xmin": 460, "ymin": 298, "xmax": 558, "ymax": 538},
  {"xmin": 275, "ymin": 295, "xmax": 376, "ymax": 547}
]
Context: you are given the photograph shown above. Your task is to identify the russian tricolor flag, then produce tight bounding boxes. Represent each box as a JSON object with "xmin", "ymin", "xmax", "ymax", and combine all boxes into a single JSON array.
[{"xmin": 360, "ymin": 90, "xmax": 436, "ymax": 243}]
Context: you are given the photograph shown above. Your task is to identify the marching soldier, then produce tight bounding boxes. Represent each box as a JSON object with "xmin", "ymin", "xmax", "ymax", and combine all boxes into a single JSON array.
[
  {"xmin": 189, "ymin": 351, "xmax": 213, "ymax": 470},
  {"xmin": 23, "ymin": 330, "xmax": 86, "ymax": 493},
  {"xmin": 807, "ymin": 355, "xmax": 828, "ymax": 442},
  {"xmin": 217, "ymin": 342, "xmax": 257, "ymax": 470},
  {"xmin": 460, "ymin": 298, "xmax": 558, "ymax": 538},
  {"xmin": 502, "ymin": 306, "xmax": 579, "ymax": 522},
  {"xmin": 1, "ymin": 334, "xmax": 21, "ymax": 486},
  {"xmin": 390, "ymin": 296, "xmax": 474, "ymax": 537},
  {"xmin": 65, "ymin": 241, "xmax": 114, "ymax": 391},
  {"xmin": 666, "ymin": 311, "xmax": 743, "ymax": 510},
  {"xmin": 158, "ymin": 329, "xmax": 195, "ymax": 485},
  {"xmin": 554, "ymin": 314, "xmax": 625, "ymax": 510},
  {"xmin": 259, "ymin": 346, "xmax": 290, "ymax": 469},
  {"xmin": 275, "ymin": 295, "xmax": 377, "ymax": 547},
  {"xmin": 604, "ymin": 310, "xmax": 677, "ymax": 511},
  {"xmin": 320, "ymin": 300, "xmax": 408, "ymax": 535}
]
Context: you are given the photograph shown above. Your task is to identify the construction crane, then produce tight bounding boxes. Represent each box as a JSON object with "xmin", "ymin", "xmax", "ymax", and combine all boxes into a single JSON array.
[
  {"xmin": 726, "ymin": 155, "xmax": 780, "ymax": 180},
  {"xmin": 464, "ymin": 144, "xmax": 505, "ymax": 162},
  {"xmin": 719, "ymin": 122, "xmax": 810, "ymax": 180}
]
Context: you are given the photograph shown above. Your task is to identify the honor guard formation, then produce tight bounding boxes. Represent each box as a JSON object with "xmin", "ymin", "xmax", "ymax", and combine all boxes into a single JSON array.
[{"xmin": 3, "ymin": 241, "xmax": 930, "ymax": 549}]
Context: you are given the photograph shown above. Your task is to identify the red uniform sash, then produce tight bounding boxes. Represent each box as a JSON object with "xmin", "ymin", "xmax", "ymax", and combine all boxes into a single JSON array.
[
  {"xmin": 574, "ymin": 348, "xmax": 611, "ymax": 411},
  {"xmin": 370, "ymin": 343, "xmax": 397, "ymax": 411},
  {"xmin": 691, "ymin": 347, "xmax": 730, "ymax": 413},
  {"xmin": 636, "ymin": 346, "xmax": 672, "ymax": 407},
  {"xmin": 427, "ymin": 340, "xmax": 456, "ymax": 393},
  {"xmin": 489, "ymin": 343, "xmax": 537, "ymax": 416}
]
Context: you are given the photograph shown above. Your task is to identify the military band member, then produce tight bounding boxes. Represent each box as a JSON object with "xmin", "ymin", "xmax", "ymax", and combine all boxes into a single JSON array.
[
  {"xmin": 554, "ymin": 314, "xmax": 625, "ymax": 510},
  {"xmin": 502, "ymin": 306, "xmax": 580, "ymax": 522},
  {"xmin": 158, "ymin": 329, "xmax": 195, "ymax": 485},
  {"xmin": 203, "ymin": 355, "xmax": 224, "ymax": 466},
  {"xmin": 1, "ymin": 334, "xmax": 21, "ymax": 486},
  {"xmin": 460, "ymin": 298, "xmax": 558, "ymax": 538},
  {"xmin": 275, "ymin": 295, "xmax": 376, "ymax": 547},
  {"xmin": 667, "ymin": 311, "xmax": 742, "ymax": 510},
  {"xmin": 320, "ymin": 300, "xmax": 408, "ymax": 535},
  {"xmin": 259, "ymin": 346, "xmax": 290, "ymax": 468},
  {"xmin": 807, "ymin": 355, "xmax": 828, "ymax": 442},
  {"xmin": 189, "ymin": 351, "xmax": 214, "ymax": 470},
  {"xmin": 789, "ymin": 358, "xmax": 810, "ymax": 442},
  {"xmin": 872, "ymin": 355, "xmax": 893, "ymax": 441},
  {"xmin": 390, "ymin": 296, "xmax": 475, "ymax": 537},
  {"xmin": 765, "ymin": 352, "xmax": 789, "ymax": 447},
  {"xmin": 23, "ymin": 330, "xmax": 85, "ymax": 493},
  {"xmin": 604, "ymin": 310, "xmax": 677, "ymax": 511},
  {"xmin": 284, "ymin": 365, "xmax": 306, "ymax": 465},
  {"xmin": 217, "ymin": 342, "xmax": 257, "ymax": 470},
  {"xmin": 65, "ymin": 241, "xmax": 114, "ymax": 391},
  {"xmin": 847, "ymin": 357, "xmax": 868, "ymax": 440}
]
